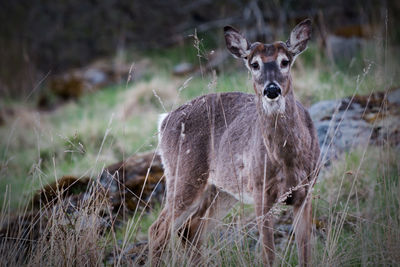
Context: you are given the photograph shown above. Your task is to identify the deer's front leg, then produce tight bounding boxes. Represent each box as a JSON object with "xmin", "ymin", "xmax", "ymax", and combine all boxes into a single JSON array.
[
  {"xmin": 254, "ymin": 189, "xmax": 277, "ymax": 266},
  {"xmin": 293, "ymin": 195, "xmax": 312, "ymax": 267},
  {"xmin": 284, "ymin": 166, "xmax": 312, "ymax": 266}
]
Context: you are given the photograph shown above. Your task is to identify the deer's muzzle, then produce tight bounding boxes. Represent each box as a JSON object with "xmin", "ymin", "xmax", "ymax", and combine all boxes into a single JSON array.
[{"xmin": 263, "ymin": 82, "xmax": 281, "ymax": 99}]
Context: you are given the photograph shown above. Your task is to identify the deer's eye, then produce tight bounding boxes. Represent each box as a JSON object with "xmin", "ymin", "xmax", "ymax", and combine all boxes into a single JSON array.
[
  {"xmin": 281, "ymin": 59, "xmax": 290, "ymax": 68},
  {"xmin": 251, "ymin": 62, "xmax": 259, "ymax": 70}
]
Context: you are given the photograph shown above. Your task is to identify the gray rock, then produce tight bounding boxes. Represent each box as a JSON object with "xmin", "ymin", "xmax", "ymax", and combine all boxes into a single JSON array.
[
  {"xmin": 309, "ymin": 97, "xmax": 376, "ymax": 164},
  {"xmin": 315, "ymin": 118, "xmax": 372, "ymax": 163},
  {"xmin": 388, "ymin": 88, "xmax": 400, "ymax": 105},
  {"xmin": 309, "ymin": 99, "xmax": 341, "ymax": 122},
  {"xmin": 173, "ymin": 62, "xmax": 194, "ymax": 76},
  {"xmin": 83, "ymin": 68, "xmax": 107, "ymax": 85}
]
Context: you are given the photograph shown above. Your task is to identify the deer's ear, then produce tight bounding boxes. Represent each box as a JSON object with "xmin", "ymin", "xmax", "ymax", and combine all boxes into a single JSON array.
[
  {"xmin": 286, "ymin": 19, "xmax": 312, "ymax": 57},
  {"xmin": 224, "ymin": 26, "xmax": 250, "ymax": 59}
]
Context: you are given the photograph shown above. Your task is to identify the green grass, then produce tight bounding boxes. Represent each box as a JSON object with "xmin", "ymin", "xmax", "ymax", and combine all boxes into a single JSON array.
[
  {"xmin": 0, "ymin": 83, "xmax": 160, "ymax": 208},
  {"xmin": 140, "ymin": 31, "xmax": 218, "ymax": 71},
  {"xmin": 311, "ymin": 146, "xmax": 400, "ymax": 266}
]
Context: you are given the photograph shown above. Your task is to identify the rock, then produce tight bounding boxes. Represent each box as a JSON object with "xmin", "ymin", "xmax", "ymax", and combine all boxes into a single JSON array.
[
  {"xmin": 30, "ymin": 151, "xmax": 165, "ymax": 215},
  {"xmin": 31, "ymin": 175, "xmax": 92, "ymax": 209},
  {"xmin": 388, "ymin": 88, "xmax": 400, "ymax": 105},
  {"xmin": 173, "ymin": 62, "xmax": 194, "ymax": 76},
  {"xmin": 83, "ymin": 68, "xmax": 107, "ymax": 86},
  {"xmin": 309, "ymin": 99, "xmax": 341, "ymax": 122},
  {"xmin": 49, "ymin": 74, "xmax": 85, "ymax": 100},
  {"xmin": 309, "ymin": 88, "xmax": 400, "ymax": 164},
  {"xmin": 316, "ymin": 119, "xmax": 372, "ymax": 163},
  {"xmin": 173, "ymin": 50, "xmax": 229, "ymax": 77},
  {"xmin": 24, "ymin": 152, "xmax": 165, "ymax": 215},
  {"xmin": 44, "ymin": 58, "xmax": 148, "ymax": 107},
  {"xmin": 99, "ymin": 151, "xmax": 165, "ymax": 215}
]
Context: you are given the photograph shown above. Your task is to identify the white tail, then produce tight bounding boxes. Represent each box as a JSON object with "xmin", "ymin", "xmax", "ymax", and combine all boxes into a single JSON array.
[{"xmin": 157, "ymin": 113, "xmax": 168, "ymax": 141}]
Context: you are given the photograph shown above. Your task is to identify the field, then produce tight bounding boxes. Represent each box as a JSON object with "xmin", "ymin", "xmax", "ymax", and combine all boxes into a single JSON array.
[{"xmin": 0, "ymin": 29, "xmax": 399, "ymax": 266}]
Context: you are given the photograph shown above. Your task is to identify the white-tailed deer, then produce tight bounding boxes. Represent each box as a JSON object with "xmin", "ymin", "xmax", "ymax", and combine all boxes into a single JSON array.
[{"xmin": 148, "ymin": 19, "xmax": 320, "ymax": 266}]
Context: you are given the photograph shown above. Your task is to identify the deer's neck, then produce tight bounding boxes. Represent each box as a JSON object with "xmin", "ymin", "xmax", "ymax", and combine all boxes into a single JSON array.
[{"xmin": 257, "ymin": 90, "xmax": 300, "ymax": 151}]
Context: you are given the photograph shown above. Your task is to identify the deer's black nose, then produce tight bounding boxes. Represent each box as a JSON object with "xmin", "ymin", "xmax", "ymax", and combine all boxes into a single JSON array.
[{"xmin": 263, "ymin": 83, "xmax": 281, "ymax": 99}]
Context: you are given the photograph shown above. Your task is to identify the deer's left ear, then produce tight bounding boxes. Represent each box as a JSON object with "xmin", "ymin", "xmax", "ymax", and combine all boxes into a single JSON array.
[{"xmin": 286, "ymin": 19, "xmax": 312, "ymax": 57}]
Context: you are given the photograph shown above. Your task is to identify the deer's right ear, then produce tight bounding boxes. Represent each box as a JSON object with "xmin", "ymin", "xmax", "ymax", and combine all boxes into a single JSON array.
[{"xmin": 224, "ymin": 26, "xmax": 250, "ymax": 59}]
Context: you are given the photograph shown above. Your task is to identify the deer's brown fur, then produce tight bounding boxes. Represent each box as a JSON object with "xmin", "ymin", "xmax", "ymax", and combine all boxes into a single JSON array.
[{"xmin": 148, "ymin": 19, "xmax": 320, "ymax": 266}]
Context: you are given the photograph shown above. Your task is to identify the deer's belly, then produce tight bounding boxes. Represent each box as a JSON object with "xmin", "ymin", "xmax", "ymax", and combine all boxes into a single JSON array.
[
  {"xmin": 226, "ymin": 190, "xmax": 254, "ymax": 204},
  {"xmin": 208, "ymin": 167, "xmax": 255, "ymax": 204},
  {"xmin": 208, "ymin": 157, "xmax": 284, "ymax": 206},
  {"xmin": 208, "ymin": 179, "xmax": 255, "ymax": 204}
]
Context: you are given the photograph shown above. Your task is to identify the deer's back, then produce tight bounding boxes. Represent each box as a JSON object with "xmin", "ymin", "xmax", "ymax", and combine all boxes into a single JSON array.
[{"xmin": 158, "ymin": 92, "xmax": 256, "ymax": 180}]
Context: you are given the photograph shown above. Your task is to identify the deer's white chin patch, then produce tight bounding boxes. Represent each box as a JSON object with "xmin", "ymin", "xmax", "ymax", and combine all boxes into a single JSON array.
[{"xmin": 262, "ymin": 95, "xmax": 285, "ymax": 115}]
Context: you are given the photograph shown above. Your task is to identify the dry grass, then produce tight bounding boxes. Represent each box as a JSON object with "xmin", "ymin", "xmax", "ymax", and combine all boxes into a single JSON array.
[
  {"xmin": 118, "ymin": 76, "xmax": 182, "ymax": 120},
  {"xmin": 1, "ymin": 181, "xmax": 111, "ymax": 266}
]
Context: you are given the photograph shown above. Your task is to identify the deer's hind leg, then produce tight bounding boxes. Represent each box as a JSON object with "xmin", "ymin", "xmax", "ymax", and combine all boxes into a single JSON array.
[
  {"xmin": 148, "ymin": 156, "xmax": 209, "ymax": 266},
  {"xmin": 178, "ymin": 185, "xmax": 237, "ymax": 262},
  {"xmin": 148, "ymin": 207, "xmax": 171, "ymax": 266}
]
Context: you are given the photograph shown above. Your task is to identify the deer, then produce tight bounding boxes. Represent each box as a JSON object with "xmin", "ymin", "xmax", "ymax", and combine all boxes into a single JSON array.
[{"xmin": 148, "ymin": 19, "xmax": 320, "ymax": 266}]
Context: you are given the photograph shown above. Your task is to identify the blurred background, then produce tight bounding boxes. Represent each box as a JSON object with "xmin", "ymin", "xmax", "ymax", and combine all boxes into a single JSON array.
[
  {"xmin": 1, "ymin": 0, "xmax": 399, "ymax": 100},
  {"xmin": 1, "ymin": 0, "xmax": 399, "ymax": 218},
  {"xmin": 0, "ymin": 1, "xmax": 400, "ymax": 265}
]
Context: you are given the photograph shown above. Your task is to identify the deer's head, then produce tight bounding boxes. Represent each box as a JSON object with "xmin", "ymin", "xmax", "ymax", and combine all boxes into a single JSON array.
[{"xmin": 224, "ymin": 19, "xmax": 312, "ymax": 115}]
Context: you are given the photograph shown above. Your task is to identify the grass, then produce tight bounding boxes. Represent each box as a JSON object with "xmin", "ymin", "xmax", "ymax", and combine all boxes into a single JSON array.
[
  {"xmin": 120, "ymin": 141, "xmax": 399, "ymax": 266},
  {"xmin": 1, "ymin": 25, "xmax": 400, "ymax": 266},
  {"xmin": 312, "ymin": 146, "xmax": 400, "ymax": 266}
]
